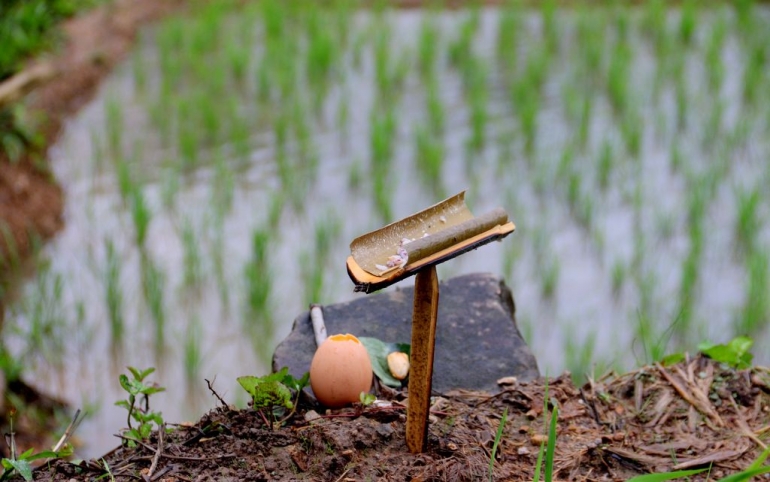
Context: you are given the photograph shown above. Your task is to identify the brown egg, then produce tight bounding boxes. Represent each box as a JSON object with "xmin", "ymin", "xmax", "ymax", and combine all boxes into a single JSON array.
[{"xmin": 310, "ymin": 334, "xmax": 373, "ymax": 408}]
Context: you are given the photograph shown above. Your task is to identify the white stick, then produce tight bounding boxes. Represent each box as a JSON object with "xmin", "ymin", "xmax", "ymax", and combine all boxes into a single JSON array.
[{"xmin": 310, "ymin": 304, "xmax": 327, "ymax": 347}]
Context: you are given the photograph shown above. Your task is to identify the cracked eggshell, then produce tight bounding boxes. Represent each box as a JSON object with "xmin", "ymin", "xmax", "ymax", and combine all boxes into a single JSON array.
[{"xmin": 310, "ymin": 333, "xmax": 373, "ymax": 408}]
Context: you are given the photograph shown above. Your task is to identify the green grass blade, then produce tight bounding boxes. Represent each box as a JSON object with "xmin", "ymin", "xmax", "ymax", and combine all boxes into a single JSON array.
[
  {"xmin": 533, "ymin": 441, "xmax": 545, "ymax": 482},
  {"xmin": 626, "ymin": 468, "xmax": 707, "ymax": 482},
  {"xmin": 489, "ymin": 407, "xmax": 508, "ymax": 482},
  {"xmin": 544, "ymin": 404, "xmax": 558, "ymax": 482},
  {"xmin": 717, "ymin": 465, "xmax": 770, "ymax": 482}
]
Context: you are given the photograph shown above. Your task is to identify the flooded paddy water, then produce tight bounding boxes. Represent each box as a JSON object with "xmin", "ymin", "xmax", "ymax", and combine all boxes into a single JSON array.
[{"xmin": 4, "ymin": 1, "xmax": 770, "ymax": 457}]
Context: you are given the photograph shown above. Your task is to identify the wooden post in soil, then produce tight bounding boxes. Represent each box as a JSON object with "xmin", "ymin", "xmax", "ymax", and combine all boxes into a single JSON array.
[{"xmin": 346, "ymin": 191, "xmax": 515, "ymax": 454}]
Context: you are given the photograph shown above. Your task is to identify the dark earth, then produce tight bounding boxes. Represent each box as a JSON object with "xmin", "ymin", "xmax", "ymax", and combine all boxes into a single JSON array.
[
  {"xmin": 21, "ymin": 355, "xmax": 770, "ymax": 481},
  {"xmin": 2, "ymin": 1, "xmax": 770, "ymax": 480}
]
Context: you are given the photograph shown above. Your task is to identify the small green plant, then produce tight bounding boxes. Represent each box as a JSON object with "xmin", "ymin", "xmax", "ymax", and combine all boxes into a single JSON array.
[
  {"xmin": 115, "ymin": 367, "xmax": 165, "ymax": 447},
  {"xmin": 237, "ymin": 367, "xmax": 309, "ymax": 430},
  {"xmin": 0, "ymin": 407, "xmax": 73, "ymax": 481},
  {"xmin": 698, "ymin": 335, "xmax": 753, "ymax": 369},
  {"xmin": 359, "ymin": 392, "xmax": 376, "ymax": 406}
]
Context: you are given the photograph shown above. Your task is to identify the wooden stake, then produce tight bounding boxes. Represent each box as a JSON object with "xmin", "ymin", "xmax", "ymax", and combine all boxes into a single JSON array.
[{"xmin": 406, "ymin": 265, "xmax": 439, "ymax": 453}]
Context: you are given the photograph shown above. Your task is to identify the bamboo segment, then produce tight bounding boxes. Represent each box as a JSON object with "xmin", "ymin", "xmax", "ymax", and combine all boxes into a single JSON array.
[{"xmin": 406, "ymin": 265, "xmax": 439, "ymax": 454}]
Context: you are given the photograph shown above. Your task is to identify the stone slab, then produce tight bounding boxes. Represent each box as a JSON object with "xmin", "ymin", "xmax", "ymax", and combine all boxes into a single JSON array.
[{"xmin": 272, "ymin": 272, "xmax": 539, "ymax": 394}]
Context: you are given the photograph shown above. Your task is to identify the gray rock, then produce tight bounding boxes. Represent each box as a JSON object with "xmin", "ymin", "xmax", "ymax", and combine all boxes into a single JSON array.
[{"xmin": 272, "ymin": 272, "xmax": 539, "ymax": 394}]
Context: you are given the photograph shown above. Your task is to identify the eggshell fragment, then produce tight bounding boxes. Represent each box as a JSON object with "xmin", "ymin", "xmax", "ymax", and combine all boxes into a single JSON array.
[
  {"xmin": 387, "ymin": 351, "xmax": 410, "ymax": 380},
  {"xmin": 310, "ymin": 333, "xmax": 373, "ymax": 408}
]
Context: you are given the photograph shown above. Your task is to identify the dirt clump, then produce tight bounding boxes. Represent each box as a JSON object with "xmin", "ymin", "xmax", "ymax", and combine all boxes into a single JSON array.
[{"xmin": 19, "ymin": 355, "xmax": 770, "ymax": 481}]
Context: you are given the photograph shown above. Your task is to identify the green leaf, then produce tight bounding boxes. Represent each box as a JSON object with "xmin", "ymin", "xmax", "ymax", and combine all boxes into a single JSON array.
[
  {"xmin": 699, "ymin": 336, "xmax": 754, "ymax": 369},
  {"xmin": 660, "ymin": 352, "xmax": 685, "ymax": 366},
  {"xmin": 717, "ymin": 465, "xmax": 770, "ymax": 482},
  {"xmin": 359, "ymin": 392, "xmax": 376, "ymax": 406},
  {"xmin": 237, "ymin": 376, "xmax": 293, "ymax": 410},
  {"xmin": 4, "ymin": 458, "xmax": 32, "ymax": 481},
  {"xmin": 18, "ymin": 448, "xmax": 34, "ymax": 459},
  {"xmin": 544, "ymin": 405, "xmax": 558, "ymax": 482},
  {"xmin": 127, "ymin": 366, "xmax": 156, "ymax": 382},
  {"xmin": 626, "ymin": 468, "xmax": 708, "ymax": 482},
  {"xmin": 277, "ymin": 368, "xmax": 310, "ymax": 392},
  {"xmin": 358, "ymin": 336, "xmax": 409, "ymax": 387}
]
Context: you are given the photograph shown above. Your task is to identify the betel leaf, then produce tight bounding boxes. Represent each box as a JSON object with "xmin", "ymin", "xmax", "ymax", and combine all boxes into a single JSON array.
[{"xmin": 358, "ymin": 336, "xmax": 410, "ymax": 388}]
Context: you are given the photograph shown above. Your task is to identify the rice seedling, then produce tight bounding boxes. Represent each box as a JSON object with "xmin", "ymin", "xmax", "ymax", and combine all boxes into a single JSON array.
[
  {"xmin": 184, "ymin": 314, "xmax": 202, "ymax": 388},
  {"xmin": 414, "ymin": 127, "xmax": 445, "ymax": 199},
  {"xmin": 210, "ymin": 226, "xmax": 229, "ymax": 310},
  {"xmin": 448, "ymin": 7, "xmax": 479, "ymax": 72},
  {"xmin": 105, "ymin": 96, "xmax": 124, "ymax": 158},
  {"xmin": 742, "ymin": 44, "xmax": 765, "ymax": 105},
  {"xmin": 606, "ymin": 41, "xmax": 631, "ymax": 116},
  {"xmin": 678, "ymin": 0, "xmax": 697, "ymax": 46},
  {"xmin": 734, "ymin": 185, "xmax": 761, "ymax": 256},
  {"xmin": 18, "ymin": 260, "xmax": 67, "ymax": 369},
  {"xmin": 426, "ymin": 77, "xmax": 445, "ymax": 136},
  {"xmin": 735, "ymin": 250, "xmax": 769, "ymax": 337},
  {"xmin": 181, "ymin": 219, "xmax": 202, "ymax": 291},
  {"xmin": 541, "ymin": 0, "xmax": 558, "ymax": 55},
  {"xmin": 596, "ymin": 140, "xmax": 613, "ymax": 191},
  {"xmin": 564, "ymin": 328, "xmax": 607, "ymax": 386},
  {"xmin": 104, "ymin": 238, "xmax": 124, "ymax": 352},
  {"xmin": 130, "ymin": 186, "xmax": 152, "ymax": 250},
  {"xmin": 417, "ymin": 14, "xmax": 439, "ymax": 78},
  {"xmin": 496, "ymin": 1, "xmax": 520, "ymax": 75},
  {"xmin": 704, "ymin": 13, "xmax": 726, "ymax": 94},
  {"xmin": 140, "ymin": 253, "xmax": 166, "ymax": 358},
  {"xmin": 611, "ymin": 259, "xmax": 626, "ymax": 297},
  {"xmin": 465, "ymin": 56, "xmax": 488, "ymax": 153},
  {"xmin": 541, "ymin": 255, "xmax": 560, "ymax": 300},
  {"xmin": 243, "ymin": 228, "xmax": 273, "ymax": 362}
]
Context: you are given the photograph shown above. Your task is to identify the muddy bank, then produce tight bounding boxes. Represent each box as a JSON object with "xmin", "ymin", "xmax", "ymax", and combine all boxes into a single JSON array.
[{"xmin": 0, "ymin": 0, "xmax": 187, "ymax": 270}]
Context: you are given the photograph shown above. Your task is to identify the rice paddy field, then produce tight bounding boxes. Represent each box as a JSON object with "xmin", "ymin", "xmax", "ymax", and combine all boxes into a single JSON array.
[{"xmin": 4, "ymin": 0, "xmax": 770, "ymax": 457}]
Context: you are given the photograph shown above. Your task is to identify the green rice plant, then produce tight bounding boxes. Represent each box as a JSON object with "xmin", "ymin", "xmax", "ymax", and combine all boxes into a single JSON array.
[
  {"xmin": 742, "ymin": 43, "xmax": 765, "ymax": 105},
  {"xmin": 0, "ymin": 222, "xmax": 21, "ymax": 272},
  {"xmin": 705, "ymin": 13, "xmax": 726, "ymax": 93},
  {"xmin": 140, "ymin": 254, "xmax": 166, "ymax": 358},
  {"xmin": 115, "ymin": 157, "xmax": 135, "ymax": 205},
  {"xmin": 563, "ymin": 328, "xmax": 597, "ymax": 385},
  {"xmin": 448, "ymin": 7, "xmax": 479, "ymax": 71},
  {"xmin": 669, "ymin": 142, "xmax": 683, "ymax": 173},
  {"xmin": 132, "ymin": 43, "xmax": 147, "ymax": 94},
  {"xmin": 210, "ymin": 226, "xmax": 229, "ymax": 310},
  {"xmin": 105, "ymin": 96, "xmax": 123, "ymax": 158},
  {"xmin": 414, "ymin": 127, "xmax": 445, "ymax": 199},
  {"xmin": 268, "ymin": 190, "xmax": 285, "ymax": 230},
  {"xmin": 244, "ymin": 229, "xmax": 271, "ymax": 317},
  {"xmin": 418, "ymin": 14, "xmax": 440, "ymax": 78},
  {"xmin": 465, "ymin": 57, "xmax": 488, "ymax": 153},
  {"xmin": 597, "ymin": 140, "xmax": 613, "ymax": 191},
  {"xmin": 541, "ymin": 255, "xmax": 560, "ymax": 300},
  {"xmin": 130, "ymin": 186, "xmax": 152, "ymax": 250},
  {"xmin": 678, "ymin": 0, "xmax": 697, "ymax": 46},
  {"xmin": 620, "ymin": 110, "xmax": 642, "ymax": 158},
  {"xmin": 244, "ymin": 228, "xmax": 273, "ymax": 362},
  {"xmin": 181, "ymin": 219, "xmax": 202, "ymax": 291},
  {"xmin": 577, "ymin": 94, "xmax": 592, "ymax": 148},
  {"xmin": 212, "ymin": 154, "xmax": 235, "ymax": 222},
  {"xmin": 426, "ymin": 77, "xmax": 445, "ymax": 136},
  {"xmin": 18, "ymin": 260, "xmax": 67, "ymax": 369},
  {"xmin": 734, "ymin": 185, "xmax": 761, "ymax": 256},
  {"xmin": 611, "ymin": 259, "xmax": 626, "ymax": 297},
  {"xmin": 541, "ymin": 0, "xmax": 558, "ymax": 55},
  {"xmin": 735, "ymin": 250, "xmax": 769, "ymax": 337},
  {"xmin": 104, "ymin": 239, "xmax": 124, "ymax": 351},
  {"xmin": 496, "ymin": 1, "xmax": 520, "ymax": 75},
  {"xmin": 184, "ymin": 315, "xmax": 202, "ymax": 388},
  {"xmin": 606, "ymin": 41, "xmax": 631, "ymax": 116}
]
